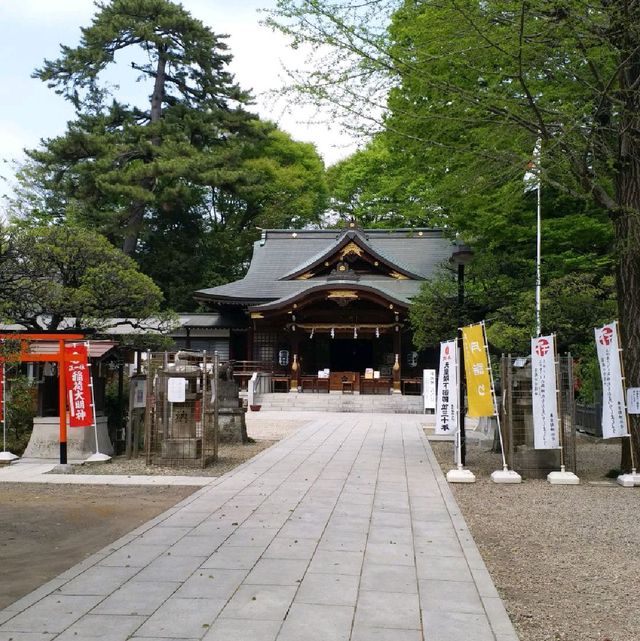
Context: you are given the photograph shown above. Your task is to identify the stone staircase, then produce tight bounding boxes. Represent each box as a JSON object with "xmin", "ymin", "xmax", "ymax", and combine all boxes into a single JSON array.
[{"xmin": 250, "ymin": 391, "xmax": 425, "ymax": 414}]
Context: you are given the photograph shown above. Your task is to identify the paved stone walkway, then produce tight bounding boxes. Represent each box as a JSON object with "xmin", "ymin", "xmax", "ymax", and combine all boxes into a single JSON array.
[{"xmin": 0, "ymin": 413, "xmax": 518, "ymax": 641}]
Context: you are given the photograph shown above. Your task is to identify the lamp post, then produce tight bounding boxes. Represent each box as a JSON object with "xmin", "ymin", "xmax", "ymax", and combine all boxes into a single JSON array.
[{"xmin": 450, "ymin": 241, "xmax": 474, "ymax": 466}]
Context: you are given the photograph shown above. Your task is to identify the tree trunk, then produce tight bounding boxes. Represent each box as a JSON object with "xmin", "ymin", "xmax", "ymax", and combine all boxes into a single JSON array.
[
  {"xmin": 121, "ymin": 53, "xmax": 167, "ymax": 256},
  {"xmin": 614, "ymin": 125, "xmax": 640, "ymax": 471}
]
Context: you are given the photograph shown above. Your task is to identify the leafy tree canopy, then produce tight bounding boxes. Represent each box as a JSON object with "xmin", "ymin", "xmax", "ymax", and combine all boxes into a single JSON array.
[
  {"xmin": 0, "ymin": 224, "xmax": 165, "ymax": 331},
  {"xmin": 7, "ymin": 0, "xmax": 328, "ymax": 310}
]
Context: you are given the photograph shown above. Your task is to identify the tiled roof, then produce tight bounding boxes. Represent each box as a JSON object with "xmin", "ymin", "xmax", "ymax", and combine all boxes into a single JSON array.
[{"xmin": 195, "ymin": 228, "xmax": 454, "ymax": 306}]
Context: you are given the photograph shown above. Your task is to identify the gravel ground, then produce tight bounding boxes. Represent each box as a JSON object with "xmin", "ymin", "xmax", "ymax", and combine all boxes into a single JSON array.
[
  {"xmin": 430, "ymin": 437, "xmax": 640, "ymax": 641},
  {"xmin": 72, "ymin": 414, "xmax": 311, "ymax": 476}
]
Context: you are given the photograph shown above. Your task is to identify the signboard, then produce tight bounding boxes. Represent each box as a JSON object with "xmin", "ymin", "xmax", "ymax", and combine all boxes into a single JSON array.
[
  {"xmin": 435, "ymin": 341, "xmax": 458, "ymax": 434},
  {"xmin": 595, "ymin": 322, "xmax": 628, "ymax": 439},
  {"xmin": 64, "ymin": 343, "xmax": 94, "ymax": 428},
  {"xmin": 462, "ymin": 324, "xmax": 495, "ymax": 417},
  {"xmin": 627, "ymin": 388, "xmax": 640, "ymax": 415},
  {"xmin": 132, "ymin": 378, "xmax": 147, "ymax": 409},
  {"xmin": 531, "ymin": 335, "xmax": 560, "ymax": 449},
  {"xmin": 167, "ymin": 377, "xmax": 187, "ymax": 403},
  {"xmin": 423, "ymin": 369, "xmax": 436, "ymax": 411}
]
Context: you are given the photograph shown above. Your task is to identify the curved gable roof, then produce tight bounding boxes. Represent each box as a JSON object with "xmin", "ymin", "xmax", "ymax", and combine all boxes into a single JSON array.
[
  {"xmin": 194, "ymin": 228, "xmax": 454, "ymax": 306},
  {"xmin": 280, "ymin": 229, "xmax": 422, "ymax": 280}
]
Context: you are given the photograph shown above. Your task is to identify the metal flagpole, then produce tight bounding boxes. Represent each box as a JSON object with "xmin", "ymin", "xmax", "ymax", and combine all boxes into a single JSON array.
[
  {"xmin": 0, "ymin": 360, "xmax": 18, "ymax": 461},
  {"xmin": 547, "ymin": 337, "xmax": 580, "ymax": 483},
  {"xmin": 615, "ymin": 321, "xmax": 639, "ymax": 486},
  {"xmin": 555, "ymin": 336, "xmax": 565, "ymax": 471},
  {"xmin": 535, "ymin": 179, "xmax": 542, "ymax": 337},
  {"xmin": 446, "ymin": 334, "xmax": 475, "ymax": 482},
  {"xmin": 484, "ymin": 321, "xmax": 521, "ymax": 483},
  {"xmin": 85, "ymin": 341, "xmax": 111, "ymax": 463}
]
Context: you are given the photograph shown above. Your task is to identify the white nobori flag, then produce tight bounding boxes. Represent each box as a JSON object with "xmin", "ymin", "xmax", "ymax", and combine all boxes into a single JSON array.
[
  {"xmin": 595, "ymin": 322, "xmax": 629, "ymax": 439},
  {"xmin": 531, "ymin": 335, "xmax": 560, "ymax": 449},
  {"xmin": 435, "ymin": 340, "xmax": 458, "ymax": 435}
]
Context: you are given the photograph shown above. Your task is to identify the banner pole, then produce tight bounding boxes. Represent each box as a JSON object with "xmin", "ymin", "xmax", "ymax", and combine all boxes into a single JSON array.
[
  {"xmin": 84, "ymin": 341, "xmax": 111, "ymax": 463},
  {"xmin": 0, "ymin": 360, "xmax": 17, "ymax": 462},
  {"xmin": 483, "ymin": 321, "xmax": 521, "ymax": 483},
  {"xmin": 482, "ymin": 322, "xmax": 506, "ymax": 469},
  {"xmin": 445, "ymin": 337, "xmax": 475, "ymax": 482},
  {"xmin": 615, "ymin": 321, "xmax": 637, "ymax": 477},
  {"xmin": 554, "ymin": 336, "xmax": 565, "ymax": 471}
]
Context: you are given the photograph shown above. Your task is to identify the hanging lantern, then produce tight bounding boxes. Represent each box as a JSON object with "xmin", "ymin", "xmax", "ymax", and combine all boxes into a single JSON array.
[
  {"xmin": 375, "ymin": 327, "xmax": 380, "ymax": 338},
  {"xmin": 331, "ymin": 328, "xmax": 335, "ymax": 339},
  {"xmin": 354, "ymin": 326, "xmax": 358, "ymax": 339},
  {"xmin": 310, "ymin": 328, "xmax": 314, "ymax": 339}
]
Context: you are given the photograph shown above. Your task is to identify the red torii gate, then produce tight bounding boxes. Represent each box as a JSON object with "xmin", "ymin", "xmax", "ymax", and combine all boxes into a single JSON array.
[{"xmin": 0, "ymin": 331, "xmax": 86, "ymax": 465}]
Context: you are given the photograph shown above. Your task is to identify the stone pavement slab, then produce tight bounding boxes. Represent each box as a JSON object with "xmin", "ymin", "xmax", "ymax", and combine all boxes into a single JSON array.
[{"xmin": 0, "ymin": 413, "xmax": 519, "ymax": 640}]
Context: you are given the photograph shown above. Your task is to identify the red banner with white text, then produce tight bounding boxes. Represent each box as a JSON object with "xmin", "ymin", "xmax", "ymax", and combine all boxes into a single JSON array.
[
  {"xmin": 64, "ymin": 344, "xmax": 94, "ymax": 428},
  {"xmin": 0, "ymin": 365, "xmax": 4, "ymax": 423}
]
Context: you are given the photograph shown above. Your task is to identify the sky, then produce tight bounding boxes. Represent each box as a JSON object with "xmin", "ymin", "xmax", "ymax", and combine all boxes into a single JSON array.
[{"xmin": 0, "ymin": 0, "xmax": 359, "ymax": 200}]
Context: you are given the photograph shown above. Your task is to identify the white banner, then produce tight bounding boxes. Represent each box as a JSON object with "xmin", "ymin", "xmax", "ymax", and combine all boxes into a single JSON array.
[
  {"xmin": 435, "ymin": 341, "xmax": 458, "ymax": 435},
  {"xmin": 531, "ymin": 335, "xmax": 560, "ymax": 449},
  {"xmin": 423, "ymin": 369, "xmax": 436, "ymax": 411},
  {"xmin": 595, "ymin": 322, "xmax": 628, "ymax": 439}
]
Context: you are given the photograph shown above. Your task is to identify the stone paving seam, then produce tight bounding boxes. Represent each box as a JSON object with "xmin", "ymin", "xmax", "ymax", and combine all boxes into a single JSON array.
[
  {"xmin": 0, "ymin": 418, "xmax": 333, "ymax": 629},
  {"xmin": 274, "ymin": 415, "xmax": 378, "ymax": 641},
  {"xmin": 100, "ymin": 417, "xmax": 347, "ymax": 641},
  {"xmin": 347, "ymin": 416, "xmax": 392, "ymax": 641},
  {"xmin": 120, "ymin": 415, "xmax": 354, "ymax": 640},
  {"xmin": 416, "ymin": 422, "xmax": 520, "ymax": 640}
]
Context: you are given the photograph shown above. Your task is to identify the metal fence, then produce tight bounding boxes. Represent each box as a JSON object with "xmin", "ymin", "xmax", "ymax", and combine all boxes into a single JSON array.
[
  {"xmin": 144, "ymin": 351, "xmax": 220, "ymax": 468},
  {"xmin": 500, "ymin": 354, "xmax": 577, "ymax": 478}
]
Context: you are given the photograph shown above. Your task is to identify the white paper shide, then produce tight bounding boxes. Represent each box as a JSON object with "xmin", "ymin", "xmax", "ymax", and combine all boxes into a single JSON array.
[
  {"xmin": 531, "ymin": 335, "xmax": 559, "ymax": 449},
  {"xmin": 436, "ymin": 341, "xmax": 458, "ymax": 435},
  {"xmin": 595, "ymin": 322, "xmax": 628, "ymax": 439}
]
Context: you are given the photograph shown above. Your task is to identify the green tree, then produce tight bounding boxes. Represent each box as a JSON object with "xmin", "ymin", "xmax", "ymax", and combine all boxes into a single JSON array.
[
  {"xmin": 269, "ymin": 0, "xmax": 640, "ymax": 463},
  {"xmin": 32, "ymin": 0, "xmax": 253, "ymax": 256},
  {"xmin": 0, "ymin": 225, "xmax": 165, "ymax": 330},
  {"xmin": 9, "ymin": 0, "xmax": 328, "ymax": 310},
  {"xmin": 327, "ymin": 136, "xmax": 432, "ymax": 226}
]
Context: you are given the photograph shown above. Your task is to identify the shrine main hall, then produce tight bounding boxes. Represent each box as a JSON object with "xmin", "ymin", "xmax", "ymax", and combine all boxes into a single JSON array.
[{"xmin": 195, "ymin": 223, "xmax": 455, "ymax": 394}]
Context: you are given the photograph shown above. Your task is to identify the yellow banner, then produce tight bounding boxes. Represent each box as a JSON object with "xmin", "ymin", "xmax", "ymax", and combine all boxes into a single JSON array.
[{"xmin": 462, "ymin": 324, "xmax": 495, "ymax": 417}]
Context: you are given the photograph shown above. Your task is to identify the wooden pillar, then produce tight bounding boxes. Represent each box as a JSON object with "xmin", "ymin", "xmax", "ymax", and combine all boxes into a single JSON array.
[
  {"xmin": 290, "ymin": 330, "xmax": 300, "ymax": 391},
  {"xmin": 58, "ymin": 339, "xmax": 67, "ymax": 464},
  {"xmin": 247, "ymin": 325, "xmax": 254, "ymax": 361},
  {"xmin": 392, "ymin": 327, "xmax": 402, "ymax": 394}
]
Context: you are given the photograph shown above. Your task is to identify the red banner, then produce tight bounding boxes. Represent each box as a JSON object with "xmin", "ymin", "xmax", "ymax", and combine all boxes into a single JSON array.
[
  {"xmin": 0, "ymin": 365, "xmax": 4, "ymax": 423},
  {"xmin": 64, "ymin": 344, "xmax": 94, "ymax": 428}
]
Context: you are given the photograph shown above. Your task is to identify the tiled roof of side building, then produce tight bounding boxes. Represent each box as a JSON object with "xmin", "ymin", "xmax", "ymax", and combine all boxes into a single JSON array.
[{"xmin": 195, "ymin": 228, "xmax": 454, "ymax": 304}]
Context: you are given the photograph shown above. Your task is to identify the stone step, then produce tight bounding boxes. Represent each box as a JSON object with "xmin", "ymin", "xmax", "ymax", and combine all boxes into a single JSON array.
[{"xmin": 252, "ymin": 392, "xmax": 425, "ymax": 414}]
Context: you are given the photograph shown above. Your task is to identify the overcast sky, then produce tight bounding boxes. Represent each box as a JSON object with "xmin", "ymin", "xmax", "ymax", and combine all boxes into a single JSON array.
[{"xmin": 0, "ymin": 0, "xmax": 359, "ymax": 199}]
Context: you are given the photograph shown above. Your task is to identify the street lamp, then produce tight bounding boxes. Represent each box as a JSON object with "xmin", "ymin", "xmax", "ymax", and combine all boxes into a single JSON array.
[{"xmin": 450, "ymin": 241, "xmax": 474, "ymax": 466}]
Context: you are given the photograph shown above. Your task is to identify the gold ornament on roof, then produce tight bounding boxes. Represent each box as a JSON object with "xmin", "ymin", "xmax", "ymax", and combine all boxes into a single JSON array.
[
  {"xmin": 339, "ymin": 242, "xmax": 364, "ymax": 259},
  {"xmin": 327, "ymin": 290, "xmax": 359, "ymax": 301}
]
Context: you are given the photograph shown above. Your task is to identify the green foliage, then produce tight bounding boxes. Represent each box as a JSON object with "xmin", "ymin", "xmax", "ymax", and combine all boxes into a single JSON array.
[
  {"xmin": 0, "ymin": 224, "xmax": 164, "ymax": 330},
  {"xmin": 7, "ymin": 0, "xmax": 328, "ymax": 311},
  {"xmin": 327, "ymin": 136, "xmax": 432, "ymax": 226},
  {"xmin": 3, "ymin": 373, "xmax": 37, "ymax": 456}
]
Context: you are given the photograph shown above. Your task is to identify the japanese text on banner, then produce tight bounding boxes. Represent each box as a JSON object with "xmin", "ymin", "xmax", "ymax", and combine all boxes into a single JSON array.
[
  {"xmin": 0, "ymin": 364, "xmax": 4, "ymax": 423},
  {"xmin": 64, "ymin": 344, "xmax": 94, "ymax": 428},
  {"xmin": 595, "ymin": 322, "xmax": 628, "ymax": 439},
  {"xmin": 462, "ymin": 324, "xmax": 495, "ymax": 417},
  {"xmin": 531, "ymin": 335, "xmax": 560, "ymax": 449},
  {"xmin": 435, "ymin": 341, "xmax": 458, "ymax": 434}
]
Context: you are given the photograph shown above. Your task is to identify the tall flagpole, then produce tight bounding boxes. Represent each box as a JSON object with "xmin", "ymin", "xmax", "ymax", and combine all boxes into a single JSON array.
[
  {"xmin": 535, "ymin": 178, "xmax": 542, "ymax": 337},
  {"xmin": 534, "ymin": 137, "xmax": 542, "ymax": 338}
]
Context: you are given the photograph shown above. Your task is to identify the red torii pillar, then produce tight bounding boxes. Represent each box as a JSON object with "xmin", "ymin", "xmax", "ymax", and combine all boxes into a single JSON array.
[{"xmin": 0, "ymin": 332, "xmax": 86, "ymax": 465}]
